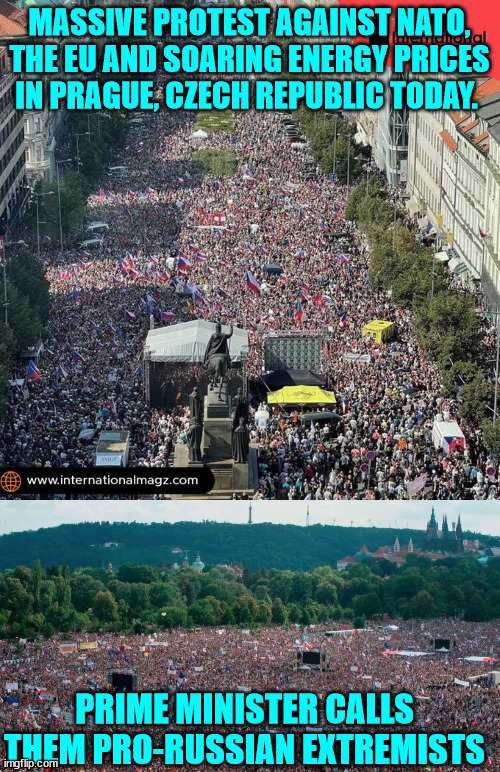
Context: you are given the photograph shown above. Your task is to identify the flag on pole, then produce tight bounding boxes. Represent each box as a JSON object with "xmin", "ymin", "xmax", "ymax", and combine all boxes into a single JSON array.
[
  {"xmin": 124, "ymin": 311, "xmax": 137, "ymax": 321},
  {"xmin": 73, "ymin": 351, "xmax": 86, "ymax": 363},
  {"xmin": 58, "ymin": 365, "xmax": 68, "ymax": 378},
  {"xmin": 27, "ymin": 360, "xmax": 41, "ymax": 380},
  {"xmin": 246, "ymin": 271, "xmax": 260, "ymax": 295},
  {"xmin": 161, "ymin": 311, "xmax": 175, "ymax": 321},
  {"xmin": 178, "ymin": 256, "xmax": 191, "ymax": 272}
]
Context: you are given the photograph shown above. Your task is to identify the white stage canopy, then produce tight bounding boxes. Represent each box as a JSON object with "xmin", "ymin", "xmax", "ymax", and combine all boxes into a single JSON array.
[{"xmin": 145, "ymin": 320, "xmax": 249, "ymax": 363}]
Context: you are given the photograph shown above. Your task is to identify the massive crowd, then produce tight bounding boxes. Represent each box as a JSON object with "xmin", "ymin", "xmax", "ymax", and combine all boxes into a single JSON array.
[
  {"xmin": 0, "ymin": 97, "xmax": 498, "ymax": 499},
  {"xmin": 0, "ymin": 620, "xmax": 498, "ymax": 771}
]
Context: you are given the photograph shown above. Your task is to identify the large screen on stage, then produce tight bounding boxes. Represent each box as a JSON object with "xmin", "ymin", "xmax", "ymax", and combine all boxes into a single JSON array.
[{"xmin": 264, "ymin": 335, "xmax": 322, "ymax": 372}]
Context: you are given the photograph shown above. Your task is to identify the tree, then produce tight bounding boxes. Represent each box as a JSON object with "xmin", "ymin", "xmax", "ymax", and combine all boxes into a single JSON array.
[
  {"xmin": 188, "ymin": 598, "xmax": 217, "ymax": 626},
  {"xmin": 464, "ymin": 591, "xmax": 490, "ymax": 622},
  {"xmin": 271, "ymin": 598, "xmax": 287, "ymax": 624},
  {"xmin": 482, "ymin": 421, "xmax": 500, "ymax": 455},
  {"xmin": 415, "ymin": 293, "xmax": 481, "ymax": 368},
  {"xmin": 32, "ymin": 559, "xmax": 43, "ymax": 615},
  {"xmin": 8, "ymin": 252, "xmax": 50, "ymax": 324},
  {"xmin": 93, "ymin": 591, "xmax": 119, "ymax": 623},
  {"xmin": 116, "ymin": 564, "xmax": 157, "ymax": 585},
  {"xmin": 410, "ymin": 590, "xmax": 436, "ymax": 619},
  {"xmin": 149, "ymin": 582, "xmax": 181, "ymax": 608},
  {"xmin": 352, "ymin": 591, "xmax": 381, "ymax": 617},
  {"xmin": 5, "ymin": 281, "xmax": 41, "ymax": 351},
  {"xmin": 315, "ymin": 581, "xmax": 338, "ymax": 606},
  {"xmin": 158, "ymin": 606, "xmax": 187, "ymax": 629},
  {"xmin": 460, "ymin": 377, "xmax": 494, "ymax": 426}
]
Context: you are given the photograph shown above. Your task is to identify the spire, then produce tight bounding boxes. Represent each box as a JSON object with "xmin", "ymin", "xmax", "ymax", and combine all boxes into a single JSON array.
[
  {"xmin": 408, "ymin": 537, "xmax": 413, "ymax": 553},
  {"xmin": 456, "ymin": 515, "xmax": 463, "ymax": 539},
  {"xmin": 394, "ymin": 537, "xmax": 400, "ymax": 553},
  {"xmin": 248, "ymin": 504, "xmax": 252, "ymax": 525},
  {"xmin": 428, "ymin": 507, "xmax": 438, "ymax": 529},
  {"xmin": 442, "ymin": 515, "xmax": 449, "ymax": 534}
]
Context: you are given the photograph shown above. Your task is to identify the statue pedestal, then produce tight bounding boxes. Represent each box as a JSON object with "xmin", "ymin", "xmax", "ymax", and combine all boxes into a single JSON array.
[
  {"xmin": 202, "ymin": 385, "xmax": 232, "ymax": 463},
  {"xmin": 173, "ymin": 444, "xmax": 204, "ymax": 467},
  {"xmin": 171, "ymin": 387, "xmax": 258, "ymax": 499}
]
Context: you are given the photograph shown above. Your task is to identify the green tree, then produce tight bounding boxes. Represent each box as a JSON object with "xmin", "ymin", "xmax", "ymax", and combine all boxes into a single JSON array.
[
  {"xmin": 411, "ymin": 590, "xmax": 436, "ymax": 618},
  {"xmin": 188, "ymin": 598, "xmax": 217, "ymax": 626},
  {"xmin": 460, "ymin": 377, "xmax": 494, "ymax": 426},
  {"xmin": 482, "ymin": 421, "xmax": 500, "ymax": 455},
  {"xmin": 93, "ymin": 590, "xmax": 119, "ymax": 623},
  {"xmin": 271, "ymin": 598, "xmax": 287, "ymax": 624},
  {"xmin": 464, "ymin": 591, "xmax": 490, "ymax": 622},
  {"xmin": 8, "ymin": 252, "xmax": 50, "ymax": 323}
]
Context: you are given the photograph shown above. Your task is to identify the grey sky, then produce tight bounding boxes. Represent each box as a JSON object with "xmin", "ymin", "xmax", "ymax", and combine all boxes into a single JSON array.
[{"xmin": 0, "ymin": 501, "xmax": 498, "ymax": 536}]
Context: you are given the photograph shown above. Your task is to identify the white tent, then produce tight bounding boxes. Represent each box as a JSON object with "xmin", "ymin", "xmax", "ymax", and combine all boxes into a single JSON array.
[
  {"xmin": 144, "ymin": 320, "xmax": 249, "ymax": 363},
  {"xmin": 190, "ymin": 129, "xmax": 208, "ymax": 139}
]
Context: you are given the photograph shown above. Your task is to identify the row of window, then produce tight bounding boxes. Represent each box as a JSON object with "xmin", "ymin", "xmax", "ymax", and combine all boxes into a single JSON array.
[
  {"xmin": 0, "ymin": 157, "xmax": 24, "ymax": 217},
  {"xmin": 0, "ymin": 129, "xmax": 24, "ymax": 181},
  {"xmin": 0, "ymin": 112, "xmax": 23, "ymax": 154}
]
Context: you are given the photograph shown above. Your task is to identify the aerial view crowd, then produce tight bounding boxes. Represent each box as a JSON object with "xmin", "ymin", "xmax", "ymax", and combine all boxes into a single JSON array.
[
  {"xmin": 0, "ymin": 620, "xmax": 497, "ymax": 771},
  {"xmin": 0, "ymin": 90, "xmax": 498, "ymax": 499}
]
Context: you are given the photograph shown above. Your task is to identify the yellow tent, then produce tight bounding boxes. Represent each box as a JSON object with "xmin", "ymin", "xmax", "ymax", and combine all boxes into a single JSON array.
[
  {"xmin": 361, "ymin": 319, "xmax": 395, "ymax": 344},
  {"xmin": 267, "ymin": 385, "xmax": 336, "ymax": 405}
]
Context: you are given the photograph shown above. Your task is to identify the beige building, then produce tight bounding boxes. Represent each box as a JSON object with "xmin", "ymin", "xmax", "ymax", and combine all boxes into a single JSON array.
[{"xmin": 407, "ymin": 77, "xmax": 500, "ymax": 310}]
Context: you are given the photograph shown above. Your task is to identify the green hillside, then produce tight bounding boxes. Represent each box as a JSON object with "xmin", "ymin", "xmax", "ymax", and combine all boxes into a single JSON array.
[{"xmin": 0, "ymin": 520, "xmax": 497, "ymax": 572}]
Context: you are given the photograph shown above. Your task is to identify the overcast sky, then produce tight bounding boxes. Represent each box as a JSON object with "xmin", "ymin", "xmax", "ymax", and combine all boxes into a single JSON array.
[{"xmin": 0, "ymin": 501, "xmax": 499, "ymax": 536}]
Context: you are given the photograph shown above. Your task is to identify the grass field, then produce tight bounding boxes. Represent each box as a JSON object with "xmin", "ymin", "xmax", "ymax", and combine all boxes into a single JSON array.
[
  {"xmin": 194, "ymin": 111, "xmax": 234, "ymax": 132},
  {"xmin": 193, "ymin": 149, "xmax": 238, "ymax": 176}
]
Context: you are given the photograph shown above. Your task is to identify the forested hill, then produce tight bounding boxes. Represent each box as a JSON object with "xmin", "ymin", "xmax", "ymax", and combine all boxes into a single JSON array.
[{"xmin": 0, "ymin": 521, "xmax": 498, "ymax": 571}]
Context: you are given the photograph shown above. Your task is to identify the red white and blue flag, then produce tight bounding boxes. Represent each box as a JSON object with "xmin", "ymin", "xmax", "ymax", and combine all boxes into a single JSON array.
[
  {"xmin": 27, "ymin": 360, "xmax": 41, "ymax": 380},
  {"xmin": 246, "ymin": 271, "xmax": 260, "ymax": 295}
]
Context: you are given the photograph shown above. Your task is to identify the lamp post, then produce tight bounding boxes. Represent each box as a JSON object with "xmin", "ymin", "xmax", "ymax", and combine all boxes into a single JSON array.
[
  {"xmin": 56, "ymin": 158, "xmax": 73, "ymax": 254},
  {"xmin": 35, "ymin": 190, "xmax": 55, "ymax": 260},
  {"xmin": 0, "ymin": 235, "xmax": 7, "ymax": 326},
  {"xmin": 75, "ymin": 131, "xmax": 90, "ymax": 172}
]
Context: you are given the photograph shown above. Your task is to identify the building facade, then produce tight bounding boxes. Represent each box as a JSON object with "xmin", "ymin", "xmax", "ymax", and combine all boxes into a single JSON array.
[
  {"xmin": 0, "ymin": 2, "xmax": 27, "ymax": 232},
  {"xmin": 407, "ymin": 77, "xmax": 500, "ymax": 310}
]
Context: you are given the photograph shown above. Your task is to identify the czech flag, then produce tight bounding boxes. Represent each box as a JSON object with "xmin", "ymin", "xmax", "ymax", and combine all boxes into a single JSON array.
[
  {"xmin": 58, "ymin": 365, "xmax": 68, "ymax": 378},
  {"xmin": 246, "ymin": 271, "xmax": 260, "ymax": 295},
  {"xmin": 161, "ymin": 310, "xmax": 175, "ymax": 321},
  {"xmin": 178, "ymin": 256, "xmax": 191, "ymax": 272},
  {"xmin": 73, "ymin": 351, "xmax": 86, "ymax": 363},
  {"xmin": 124, "ymin": 310, "xmax": 137, "ymax": 321},
  {"xmin": 27, "ymin": 360, "xmax": 41, "ymax": 380},
  {"xmin": 296, "ymin": 300, "xmax": 304, "ymax": 323}
]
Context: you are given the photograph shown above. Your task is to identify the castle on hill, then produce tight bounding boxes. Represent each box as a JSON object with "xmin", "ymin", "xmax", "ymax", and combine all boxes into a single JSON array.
[
  {"xmin": 337, "ymin": 508, "xmax": 468, "ymax": 571},
  {"xmin": 422, "ymin": 507, "xmax": 464, "ymax": 555}
]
